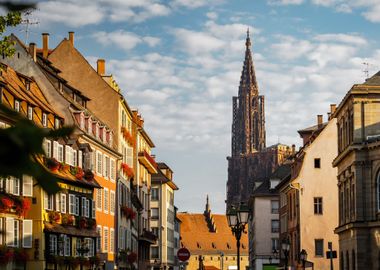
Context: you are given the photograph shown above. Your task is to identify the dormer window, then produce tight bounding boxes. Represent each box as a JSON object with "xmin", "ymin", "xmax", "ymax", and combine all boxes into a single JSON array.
[
  {"xmin": 25, "ymin": 81, "xmax": 30, "ymax": 91},
  {"xmin": 27, "ymin": 106, "xmax": 33, "ymax": 120},
  {"xmin": 103, "ymin": 129, "xmax": 107, "ymax": 143},
  {"xmin": 42, "ymin": 113, "xmax": 47, "ymax": 127},
  {"xmin": 14, "ymin": 100, "xmax": 20, "ymax": 112},
  {"xmin": 109, "ymin": 132, "xmax": 113, "ymax": 147},
  {"xmin": 54, "ymin": 118, "xmax": 60, "ymax": 129},
  {"xmin": 96, "ymin": 124, "xmax": 99, "ymax": 139}
]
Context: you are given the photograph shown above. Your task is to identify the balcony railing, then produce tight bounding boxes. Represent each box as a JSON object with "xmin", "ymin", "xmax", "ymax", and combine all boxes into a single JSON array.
[{"xmin": 138, "ymin": 150, "xmax": 157, "ymax": 174}]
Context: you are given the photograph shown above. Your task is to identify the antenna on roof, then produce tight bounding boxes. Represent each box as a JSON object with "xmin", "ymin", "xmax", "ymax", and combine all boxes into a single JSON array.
[
  {"xmin": 21, "ymin": 9, "xmax": 39, "ymax": 45},
  {"xmin": 363, "ymin": 62, "xmax": 370, "ymax": 79}
]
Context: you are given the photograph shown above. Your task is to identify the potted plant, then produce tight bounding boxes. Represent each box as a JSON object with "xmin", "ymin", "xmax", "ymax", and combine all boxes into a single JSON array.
[
  {"xmin": 48, "ymin": 211, "xmax": 61, "ymax": 223},
  {"xmin": 15, "ymin": 197, "xmax": 31, "ymax": 217},
  {"xmin": 61, "ymin": 214, "xmax": 75, "ymax": 226},
  {"xmin": 0, "ymin": 196, "xmax": 14, "ymax": 212},
  {"xmin": 46, "ymin": 157, "xmax": 60, "ymax": 171}
]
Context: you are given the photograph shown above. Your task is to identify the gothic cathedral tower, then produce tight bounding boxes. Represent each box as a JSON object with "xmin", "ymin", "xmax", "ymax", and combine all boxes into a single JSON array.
[{"xmin": 227, "ymin": 30, "xmax": 266, "ymax": 209}]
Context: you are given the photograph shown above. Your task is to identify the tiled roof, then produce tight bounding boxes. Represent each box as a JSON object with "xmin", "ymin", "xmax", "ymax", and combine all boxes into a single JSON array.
[
  {"xmin": 0, "ymin": 65, "xmax": 62, "ymax": 118},
  {"xmin": 177, "ymin": 213, "xmax": 248, "ymax": 255},
  {"xmin": 363, "ymin": 70, "xmax": 380, "ymax": 86}
]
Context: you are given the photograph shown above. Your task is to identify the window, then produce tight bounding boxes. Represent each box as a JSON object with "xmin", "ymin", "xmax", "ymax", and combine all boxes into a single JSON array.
[
  {"xmin": 85, "ymin": 238, "xmax": 94, "ymax": 257},
  {"xmin": 271, "ymin": 220, "xmax": 279, "ymax": 233},
  {"xmin": 151, "ymin": 188, "xmax": 159, "ymax": 201},
  {"xmin": 54, "ymin": 118, "xmax": 60, "ymax": 129},
  {"xmin": 96, "ymin": 152, "xmax": 102, "ymax": 175},
  {"xmin": 27, "ymin": 106, "xmax": 33, "ymax": 120},
  {"xmin": 44, "ymin": 192, "xmax": 54, "ymax": 210},
  {"xmin": 126, "ymin": 146, "xmax": 133, "ymax": 166},
  {"xmin": 22, "ymin": 175, "xmax": 33, "ymax": 197},
  {"xmin": 61, "ymin": 194, "xmax": 66, "ymax": 213},
  {"xmin": 314, "ymin": 197, "xmax": 323, "ymax": 214},
  {"xmin": 58, "ymin": 144, "xmax": 64, "ymax": 162},
  {"xmin": 96, "ymin": 189, "xmax": 102, "ymax": 210},
  {"xmin": 271, "ymin": 238, "xmax": 279, "ymax": 252},
  {"xmin": 314, "ymin": 158, "xmax": 321, "ymax": 168},
  {"xmin": 43, "ymin": 139, "xmax": 52, "ymax": 158},
  {"xmin": 69, "ymin": 194, "xmax": 75, "ymax": 214},
  {"xmin": 110, "ymin": 191, "xmax": 115, "ymax": 215},
  {"xmin": 92, "ymin": 200, "xmax": 96, "ymax": 218},
  {"xmin": 75, "ymin": 197, "xmax": 79, "ymax": 216},
  {"xmin": 22, "ymin": 220, "xmax": 33, "ymax": 248},
  {"xmin": 110, "ymin": 228, "xmax": 115, "ymax": 253},
  {"xmin": 97, "ymin": 226, "xmax": 102, "ymax": 252},
  {"xmin": 315, "ymin": 239, "xmax": 324, "ymax": 256},
  {"xmin": 13, "ymin": 100, "xmax": 20, "ymax": 112},
  {"xmin": 151, "ymin": 246, "xmax": 159, "ymax": 259},
  {"xmin": 64, "ymin": 235, "xmax": 70, "ymax": 256},
  {"xmin": 151, "ymin": 208, "xmax": 159, "ymax": 219},
  {"xmin": 110, "ymin": 159, "xmax": 115, "ymax": 181},
  {"xmin": 271, "ymin": 200, "xmax": 279, "ymax": 214},
  {"xmin": 49, "ymin": 234, "xmax": 57, "ymax": 255},
  {"xmin": 78, "ymin": 150, "xmax": 82, "ymax": 168},
  {"xmin": 6, "ymin": 176, "xmax": 20, "ymax": 196},
  {"xmin": 82, "ymin": 197, "xmax": 87, "ymax": 217},
  {"xmin": 104, "ymin": 188, "xmax": 109, "ymax": 213},
  {"xmin": 152, "ymin": 227, "xmax": 159, "ymax": 239},
  {"xmin": 103, "ymin": 227, "xmax": 109, "ymax": 252},
  {"xmin": 103, "ymin": 155, "xmax": 110, "ymax": 178},
  {"xmin": 42, "ymin": 113, "xmax": 47, "ymax": 127},
  {"xmin": 6, "ymin": 218, "xmax": 19, "ymax": 247}
]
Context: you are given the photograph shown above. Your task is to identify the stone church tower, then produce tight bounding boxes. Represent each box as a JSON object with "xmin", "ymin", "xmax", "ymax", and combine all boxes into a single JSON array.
[{"xmin": 226, "ymin": 31, "xmax": 292, "ymax": 210}]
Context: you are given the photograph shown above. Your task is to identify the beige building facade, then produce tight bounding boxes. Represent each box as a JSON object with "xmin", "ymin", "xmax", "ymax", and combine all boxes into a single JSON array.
[{"xmin": 332, "ymin": 71, "xmax": 380, "ymax": 270}]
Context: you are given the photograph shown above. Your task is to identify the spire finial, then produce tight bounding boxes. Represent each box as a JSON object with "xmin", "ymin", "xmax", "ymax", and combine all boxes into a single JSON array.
[
  {"xmin": 206, "ymin": 194, "xmax": 210, "ymax": 212},
  {"xmin": 245, "ymin": 28, "xmax": 251, "ymax": 48}
]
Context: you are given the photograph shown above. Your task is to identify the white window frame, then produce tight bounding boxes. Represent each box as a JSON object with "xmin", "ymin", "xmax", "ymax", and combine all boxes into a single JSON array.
[
  {"xmin": 22, "ymin": 219, "xmax": 33, "ymax": 248},
  {"xmin": 110, "ymin": 159, "xmax": 115, "ymax": 182},
  {"xmin": 110, "ymin": 228, "xmax": 114, "ymax": 253},
  {"xmin": 85, "ymin": 199, "xmax": 90, "ymax": 218},
  {"xmin": 69, "ymin": 194, "xmax": 75, "ymax": 214},
  {"xmin": 78, "ymin": 150, "xmax": 83, "ymax": 168},
  {"xmin": 103, "ymin": 226, "xmax": 109, "ymax": 252},
  {"xmin": 53, "ymin": 141, "xmax": 58, "ymax": 159},
  {"xmin": 42, "ymin": 113, "xmax": 47, "ymax": 127},
  {"xmin": 58, "ymin": 144, "xmax": 64, "ymax": 162},
  {"xmin": 49, "ymin": 234, "xmax": 57, "ymax": 255},
  {"xmin": 75, "ymin": 197, "xmax": 80, "ymax": 216},
  {"xmin": 27, "ymin": 106, "xmax": 33, "ymax": 120},
  {"xmin": 110, "ymin": 190, "xmax": 115, "ymax": 215},
  {"xmin": 92, "ymin": 200, "xmax": 96, "ymax": 218},
  {"xmin": 61, "ymin": 193, "xmax": 66, "ymax": 214},
  {"xmin": 96, "ymin": 189, "xmax": 102, "ymax": 211},
  {"xmin": 82, "ymin": 197, "xmax": 86, "ymax": 217},
  {"xmin": 14, "ymin": 100, "xmax": 20, "ymax": 112},
  {"xmin": 97, "ymin": 226, "xmax": 102, "ymax": 252},
  {"xmin": 104, "ymin": 188, "xmax": 109, "ymax": 214},
  {"xmin": 96, "ymin": 151, "xmax": 102, "ymax": 175}
]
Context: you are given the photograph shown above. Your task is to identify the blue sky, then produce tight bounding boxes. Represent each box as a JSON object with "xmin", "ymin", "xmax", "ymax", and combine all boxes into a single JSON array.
[{"xmin": 5, "ymin": 0, "xmax": 380, "ymax": 213}]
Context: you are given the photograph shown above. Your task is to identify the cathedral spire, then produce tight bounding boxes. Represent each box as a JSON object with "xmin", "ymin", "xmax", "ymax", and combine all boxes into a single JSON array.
[{"xmin": 231, "ymin": 31, "xmax": 266, "ymax": 156}]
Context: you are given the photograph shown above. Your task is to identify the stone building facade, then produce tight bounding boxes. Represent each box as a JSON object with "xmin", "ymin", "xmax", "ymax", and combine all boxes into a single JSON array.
[
  {"xmin": 332, "ymin": 71, "xmax": 380, "ymax": 270},
  {"xmin": 226, "ymin": 31, "xmax": 292, "ymax": 209}
]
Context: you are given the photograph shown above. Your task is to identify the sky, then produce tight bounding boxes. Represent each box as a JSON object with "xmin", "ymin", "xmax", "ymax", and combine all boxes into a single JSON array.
[{"xmin": 4, "ymin": 0, "xmax": 380, "ymax": 214}]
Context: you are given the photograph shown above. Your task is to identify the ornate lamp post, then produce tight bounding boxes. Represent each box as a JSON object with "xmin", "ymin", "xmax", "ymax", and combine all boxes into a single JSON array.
[
  {"xmin": 227, "ymin": 205, "xmax": 249, "ymax": 270},
  {"xmin": 281, "ymin": 238, "xmax": 290, "ymax": 270},
  {"xmin": 300, "ymin": 249, "xmax": 308, "ymax": 270}
]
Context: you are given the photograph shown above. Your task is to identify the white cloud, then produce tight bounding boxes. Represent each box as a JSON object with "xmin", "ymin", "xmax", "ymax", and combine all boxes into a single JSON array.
[
  {"xmin": 93, "ymin": 30, "xmax": 161, "ymax": 51},
  {"xmin": 37, "ymin": 1, "xmax": 104, "ymax": 27},
  {"xmin": 270, "ymin": 35, "xmax": 314, "ymax": 61},
  {"xmin": 267, "ymin": 0, "xmax": 304, "ymax": 5},
  {"xmin": 362, "ymin": 3, "xmax": 380, "ymax": 22},
  {"xmin": 36, "ymin": 0, "xmax": 171, "ymax": 26},
  {"xmin": 206, "ymin": 12, "xmax": 218, "ymax": 20},
  {"xmin": 313, "ymin": 33, "xmax": 367, "ymax": 46},
  {"xmin": 171, "ymin": 0, "xmax": 223, "ymax": 9}
]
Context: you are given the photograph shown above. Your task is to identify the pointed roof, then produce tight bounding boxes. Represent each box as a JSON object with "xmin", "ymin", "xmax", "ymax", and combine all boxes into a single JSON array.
[
  {"xmin": 239, "ymin": 30, "xmax": 258, "ymax": 94},
  {"xmin": 364, "ymin": 70, "xmax": 380, "ymax": 86}
]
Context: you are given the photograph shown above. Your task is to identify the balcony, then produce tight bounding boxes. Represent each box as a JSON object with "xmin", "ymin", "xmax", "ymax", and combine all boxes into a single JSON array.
[
  {"xmin": 138, "ymin": 150, "xmax": 157, "ymax": 174},
  {"xmin": 139, "ymin": 229, "xmax": 157, "ymax": 244}
]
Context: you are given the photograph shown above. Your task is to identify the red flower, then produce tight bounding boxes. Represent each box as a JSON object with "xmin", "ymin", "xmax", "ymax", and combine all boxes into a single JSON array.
[
  {"xmin": 1, "ymin": 197, "xmax": 13, "ymax": 209},
  {"xmin": 16, "ymin": 198, "xmax": 31, "ymax": 217},
  {"xmin": 121, "ymin": 163, "xmax": 134, "ymax": 178}
]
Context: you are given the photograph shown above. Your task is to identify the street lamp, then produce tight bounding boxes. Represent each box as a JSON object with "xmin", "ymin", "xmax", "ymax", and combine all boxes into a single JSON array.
[
  {"xmin": 227, "ymin": 204, "xmax": 249, "ymax": 270},
  {"xmin": 300, "ymin": 249, "xmax": 307, "ymax": 270},
  {"xmin": 281, "ymin": 238, "xmax": 290, "ymax": 270}
]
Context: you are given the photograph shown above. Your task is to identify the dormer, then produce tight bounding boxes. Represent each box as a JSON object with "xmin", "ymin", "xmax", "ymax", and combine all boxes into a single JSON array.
[
  {"xmin": 80, "ymin": 112, "xmax": 85, "ymax": 130},
  {"xmin": 93, "ymin": 122, "xmax": 100, "ymax": 138},
  {"xmin": 109, "ymin": 131, "xmax": 114, "ymax": 147},
  {"xmin": 99, "ymin": 125, "xmax": 104, "ymax": 141}
]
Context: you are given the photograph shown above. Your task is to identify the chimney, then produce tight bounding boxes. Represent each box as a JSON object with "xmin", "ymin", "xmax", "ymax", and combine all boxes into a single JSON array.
[
  {"xmin": 29, "ymin": 43, "xmax": 36, "ymax": 62},
  {"xmin": 317, "ymin": 115, "xmax": 323, "ymax": 128},
  {"xmin": 97, "ymin": 59, "xmax": 105, "ymax": 76},
  {"xmin": 42, "ymin": 33, "xmax": 49, "ymax": 58},
  {"xmin": 68, "ymin": 31, "xmax": 74, "ymax": 46},
  {"xmin": 330, "ymin": 104, "xmax": 336, "ymax": 114}
]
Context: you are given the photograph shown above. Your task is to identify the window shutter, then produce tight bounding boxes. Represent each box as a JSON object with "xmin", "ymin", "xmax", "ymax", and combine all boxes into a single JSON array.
[
  {"xmin": 22, "ymin": 220, "xmax": 33, "ymax": 248},
  {"xmin": 75, "ymin": 197, "xmax": 79, "ymax": 216},
  {"xmin": 73, "ymin": 150, "xmax": 77, "ymax": 167},
  {"xmin": 61, "ymin": 194, "xmax": 66, "ymax": 214},
  {"xmin": 82, "ymin": 197, "xmax": 86, "ymax": 216},
  {"xmin": 69, "ymin": 194, "xmax": 75, "ymax": 214},
  {"xmin": 110, "ymin": 159, "xmax": 115, "ymax": 181},
  {"xmin": 5, "ymin": 177, "xmax": 13, "ymax": 194},
  {"xmin": 96, "ymin": 189, "xmax": 102, "ymax": 210},
  {"xmin": 44, "ymin": 192, "xmax": 48, "ymax": 210},
  {"xmin": 78, "ymin": 150, "xmax": 83, "ymax": 168},
  {"xmin": 92, "ymin": 200, "xmax": 96, "ymax": 218},
  {"xmin": 13, "ymin": 177, "xmax": 20, "ymax": 195},
  {"xmin": 53, "ymin": 141, "xmax": 58, "ymax": 159},
  {"xmin": 6, "ymin": 218, "xmax": 14, "ymax": 246},
  {"xmin": 65, "ymin": 146, "xmax": 71, "ymax": 165},
  {"xmin": 55, "ymin": 194, "xmax": 60, "ymax": 212},
  {"xmin": 86, "ymin": 199, "xmax": 90, "ymax": 218},
  {"xmin": 22, "ymin": 175, "xmax": 33, "ymax": 197}
]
